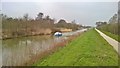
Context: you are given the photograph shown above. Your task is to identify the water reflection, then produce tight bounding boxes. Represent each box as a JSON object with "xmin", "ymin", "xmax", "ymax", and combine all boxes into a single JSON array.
[{"xmin": 2, "ymin": 35, "xmax": 64, "ymax": 66}]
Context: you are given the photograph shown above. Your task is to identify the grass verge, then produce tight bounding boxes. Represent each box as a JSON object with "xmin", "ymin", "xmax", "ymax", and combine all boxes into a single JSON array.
[
  {"xmin": 34, "ymin": 29, "xmax": 118, "ymax": 66},
  {"xmin": 100, "ymin": 30, "xmax": 120, "ymax": 42}
]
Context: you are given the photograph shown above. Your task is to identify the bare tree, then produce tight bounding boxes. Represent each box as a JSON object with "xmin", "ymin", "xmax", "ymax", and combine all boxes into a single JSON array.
[
  {"xmin": 58, "ymin": 19, "xmax": 67, "ymax": 24},
  {"xmin": 45, "ymin": 15, "xmax": 50, "ymax": 20},
  {"xmin": 23, "ymin": 13, "xmax": 29, "ymax": 21},
  {"xmin": 71, "ymin": 20, "xmax": 75, "ymax": 24},
  {"xmin": 36, "ymin": 12, "xmax": 44, "ymax": 20}
]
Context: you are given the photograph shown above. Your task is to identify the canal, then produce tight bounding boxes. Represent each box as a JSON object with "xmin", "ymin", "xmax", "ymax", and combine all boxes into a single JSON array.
[{"xmin": 2, "ymin": 29, "xmax": 87, "ymax": 66}]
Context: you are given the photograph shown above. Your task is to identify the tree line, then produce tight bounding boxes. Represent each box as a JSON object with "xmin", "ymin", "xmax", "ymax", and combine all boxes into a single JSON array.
[
  {"xmin": 96, "ymin": 13, "xmax": 119, "ymax": 35},
  {"xmin": 1, "ymin": 12, "xmax": 83, "ymax": 39}
]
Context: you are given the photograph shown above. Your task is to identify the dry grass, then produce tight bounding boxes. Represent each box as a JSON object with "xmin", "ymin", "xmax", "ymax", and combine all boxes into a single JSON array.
[{"xmin": 23, "ymin": 32, "xmax": 83, "ymax": 66}]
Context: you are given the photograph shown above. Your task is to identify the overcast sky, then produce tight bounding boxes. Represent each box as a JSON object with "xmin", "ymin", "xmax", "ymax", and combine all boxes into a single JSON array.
[{"xmin": 2, "ymin": 1, "xmax": 118, "ymax": 26}]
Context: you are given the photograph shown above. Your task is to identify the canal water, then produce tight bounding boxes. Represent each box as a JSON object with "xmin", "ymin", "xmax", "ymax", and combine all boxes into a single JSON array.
[{"xmin": 1, "ymin": 29, "xmax": 87, "ymax": 66}]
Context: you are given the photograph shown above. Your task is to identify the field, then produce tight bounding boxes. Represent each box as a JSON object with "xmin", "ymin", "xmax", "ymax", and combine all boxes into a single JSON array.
[{"xmin": 34, "ymin": 29, "xmax": 118, "ymax": 66}]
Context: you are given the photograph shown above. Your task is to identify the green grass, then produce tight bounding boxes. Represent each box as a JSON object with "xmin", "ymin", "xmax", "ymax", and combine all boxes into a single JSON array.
[
  {"xmin": 100, "ymin": 30, "xmax": 120, "ymax": 42},
  {"xmin": 34, "ymin": 29, "xmax": 118, "ymax": 66}
]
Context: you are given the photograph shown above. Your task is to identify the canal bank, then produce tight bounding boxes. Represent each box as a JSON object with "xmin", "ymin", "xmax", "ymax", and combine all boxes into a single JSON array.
[{"xmin": 2, "ymin": 28, "xmax": 73, "ymax": 40}]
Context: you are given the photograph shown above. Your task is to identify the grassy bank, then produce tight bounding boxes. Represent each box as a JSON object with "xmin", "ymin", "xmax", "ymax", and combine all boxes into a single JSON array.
[
  {"xmin": 100, "ymin": 30, "xmax": 120, "ymax": 42},
  {"xmin": 34, "ymin": 29, "xmax": 118, "ymax": 66}
]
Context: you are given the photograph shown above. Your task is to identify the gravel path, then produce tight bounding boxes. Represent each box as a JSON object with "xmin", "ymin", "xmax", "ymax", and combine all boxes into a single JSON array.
[{"xmin": 95, "ymin": 28, "xmax": 120, "ymax": 55}]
